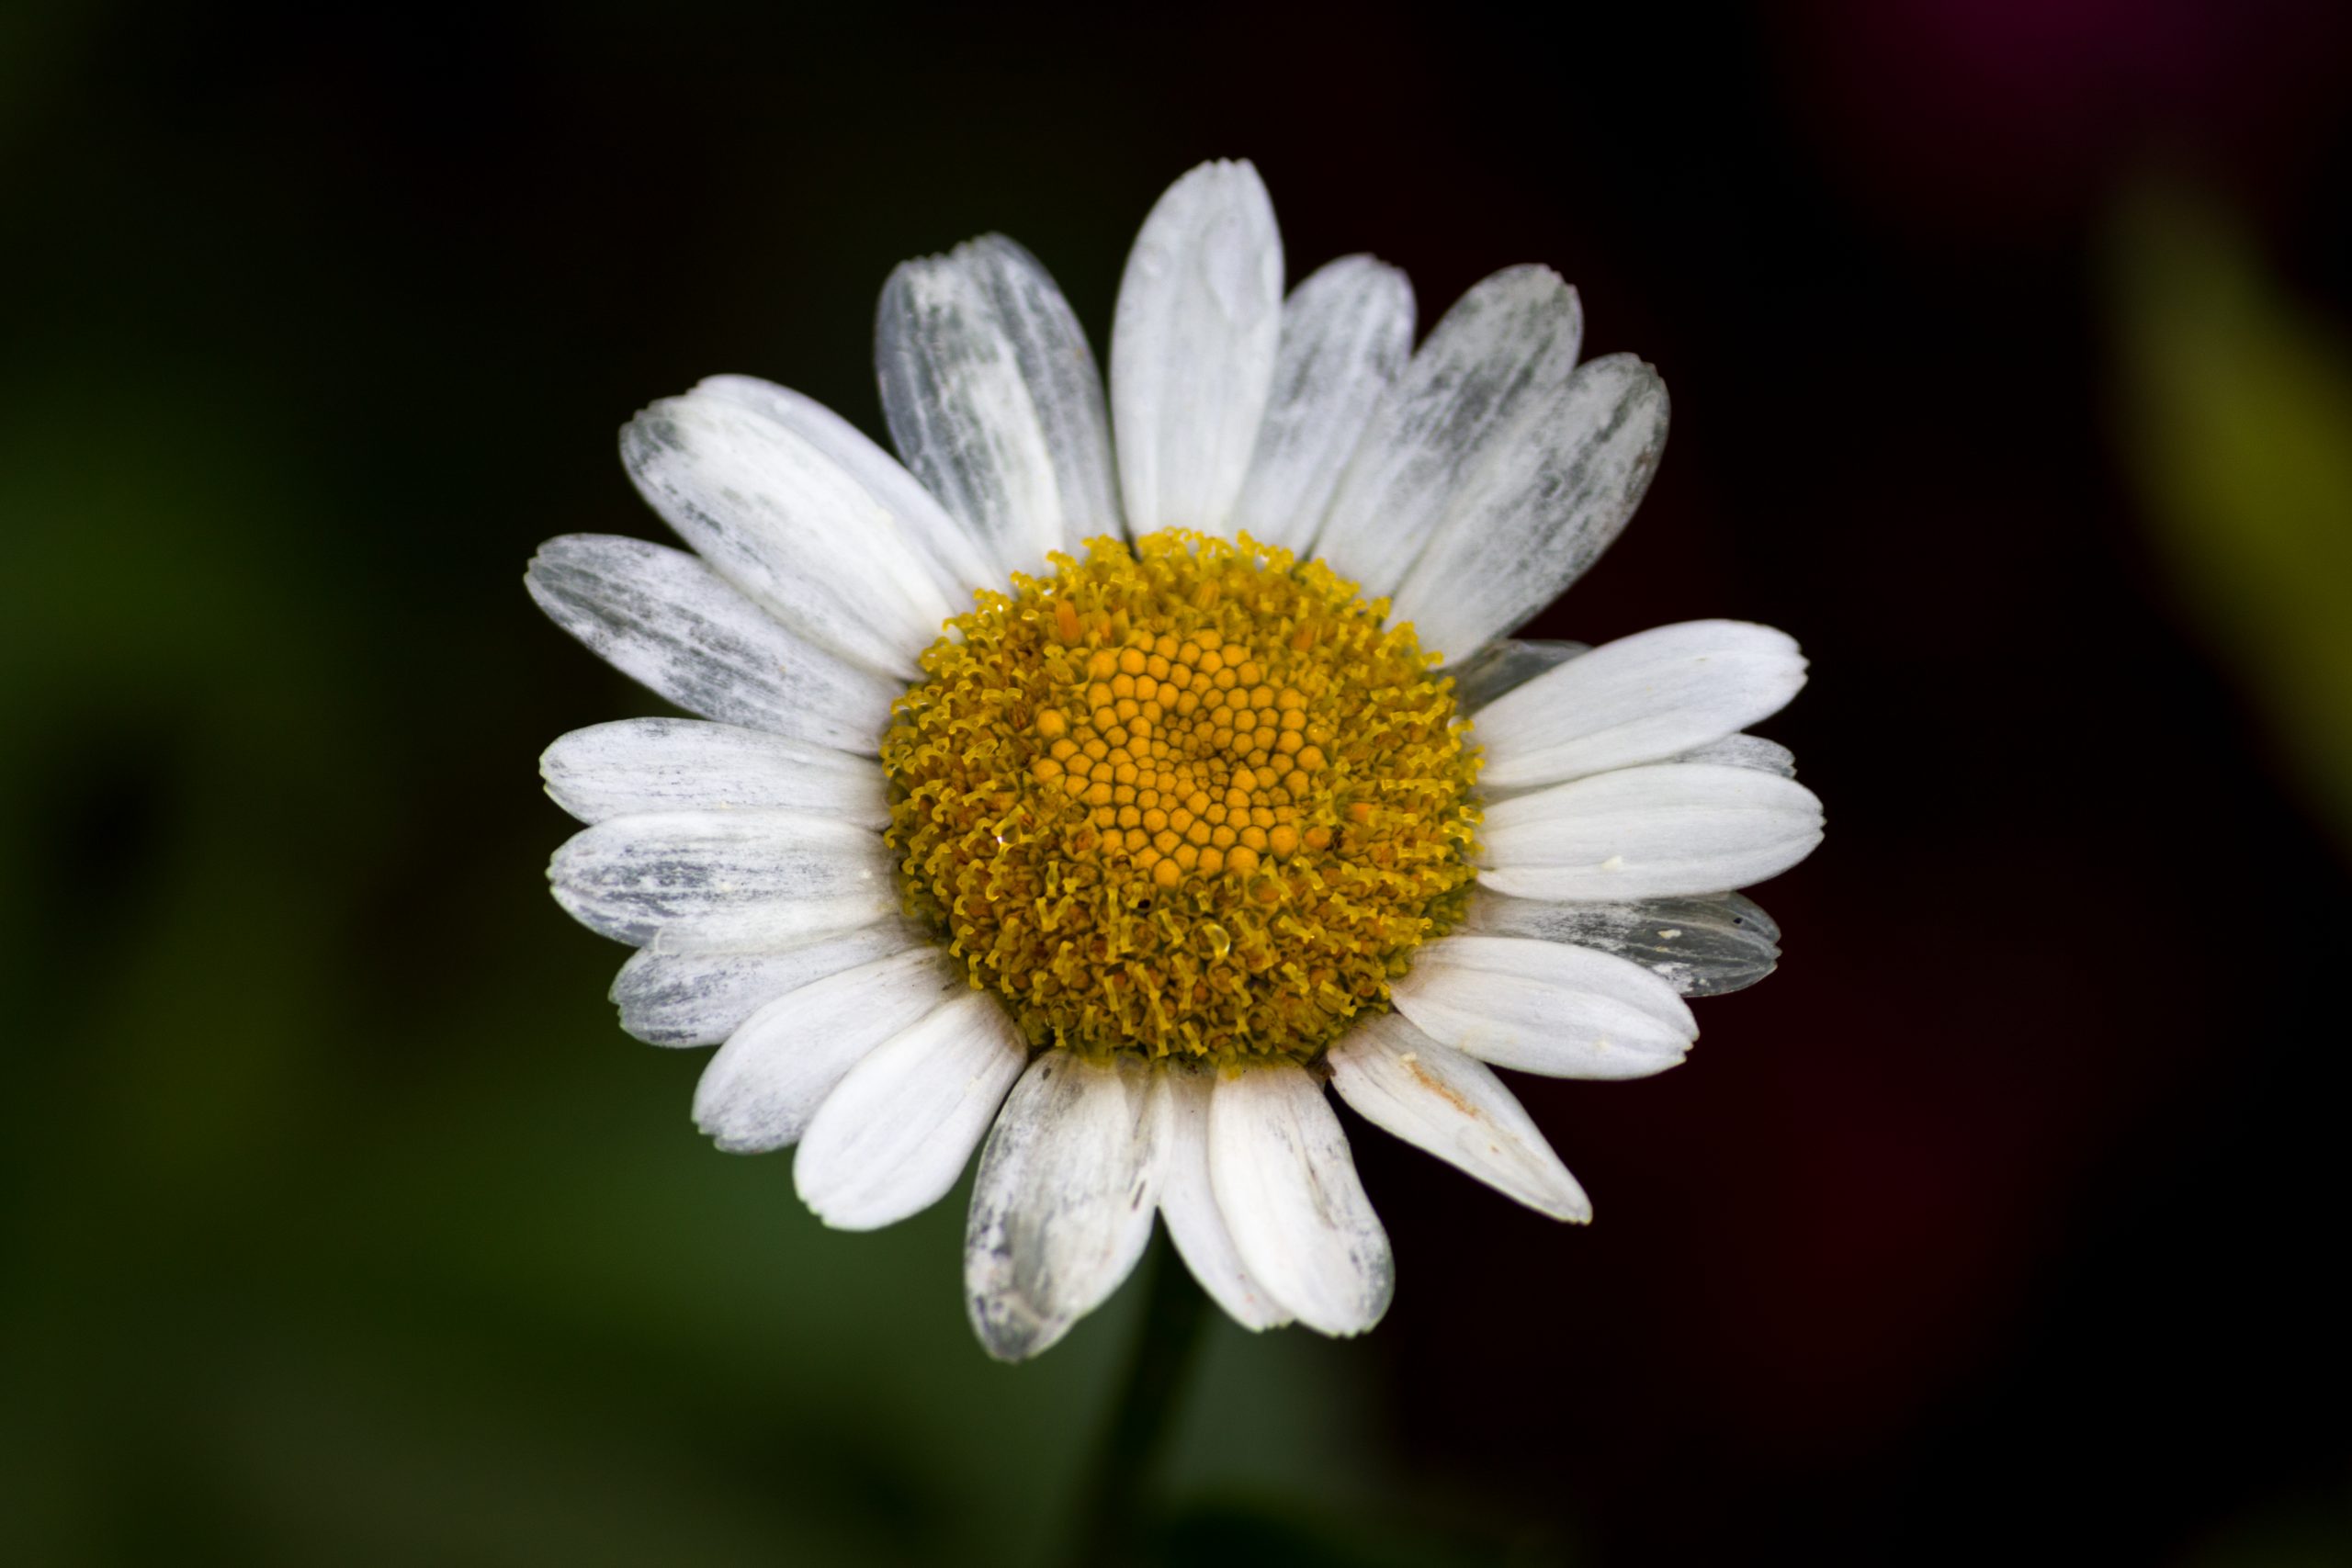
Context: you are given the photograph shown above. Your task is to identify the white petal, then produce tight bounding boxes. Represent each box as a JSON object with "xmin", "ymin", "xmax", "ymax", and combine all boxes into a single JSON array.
[
  {"xmin": 540, "ymin": 717, "xmax": 889, "ymax": 827},
  {"xmin": 794, "ymin": 993, "xmax": 1026, "ymax": 1231},
  {"xmin": 1390, "ymin": 934, "xmax": 1695, "ymax": 1079},
  {"xmin": 964, "ymin": 1052, "xmax": 1161, "ymax": 1361},
  {"xmin": 1227, "ymin": 255, "xmax": 1414, "ymax": 553},
  {"xmin": 1328, "ymin": 1011, "xmax": 1589, "ymax": 1221},
  {"xmin": 1111, "ymin": 159, "xmax": 1284, "ymax": 537},
  {"xmin": 1150, "ymin": 1062, "xmax": 1291, "ymax": 1332},
  {"xmin": 1674, "ymin": 732, "xmax": 1797, "ymax": 777},
  {"xmin": 548, "ymin": 809, "xmax": 896, "ymax": 954},
  {"xmin": 622, "ymin": 391, "xmax": 952, "ymax": 677},
  {"xmin": 1461, "ymin": 888, "xmax": 1781, "ymax": 998},
  {"xmin": 691, "ymin": 948, "xmax": 967, "ymax": 1151},
  {"xmin": 1445, "ymin": 637, "xmax": 1589, "ymax": 714},
  {"xmin": 525, "ymin": 535, "xmax": 898, "ymax": 751},
  {"xmin": 876, "ymin": 235, "xmax": 1120, "ymax": 575},
  {"xmin": 1476, "ymin": 621, "xmax": 1807, "ymax": 788},
  {"xmin": 610, "ymin": 920, "xmax": 932, "ymax": 1046},
  {"xmin": 1389, "ymin": 355, "xmax": 1669, "ymax": 660},
  {"xmin": 1310, "ymin": 265, "xmax": 1583, "ymax": 600},
  {"xmin": 694, "ymin": 374, "xmax": 999, "ymax": 607},
  {"xmin": 1477, "ymin": 762, "xmax": 1826, "ymax": 902},
  {"xmin": 1208, "ymin": 1064, "xmax": 1392, "ymax": 1337}
]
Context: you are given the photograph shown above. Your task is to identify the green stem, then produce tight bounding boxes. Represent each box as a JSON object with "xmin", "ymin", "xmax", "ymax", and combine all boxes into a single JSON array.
[{"xmin": 1064, "ymin": 1235, "xmax": 1210, "ymax": 1568}]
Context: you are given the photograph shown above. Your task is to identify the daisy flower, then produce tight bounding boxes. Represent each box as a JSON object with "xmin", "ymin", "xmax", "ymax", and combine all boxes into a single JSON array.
[{"xmin": 528, "ymin": 160, "xmax": 1824, "ymax": 1360}]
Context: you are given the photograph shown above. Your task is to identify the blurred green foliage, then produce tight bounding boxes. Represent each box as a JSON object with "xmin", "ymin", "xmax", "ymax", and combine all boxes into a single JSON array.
[{"xmin": 2109, "ymin": 181, "xmax": 2352, "ymax": 856}]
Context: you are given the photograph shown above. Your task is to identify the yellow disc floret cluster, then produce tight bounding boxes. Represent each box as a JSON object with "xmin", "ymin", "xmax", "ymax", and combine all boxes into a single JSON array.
[{"xmin": 880, "ymin": 530, "xmax": 1481, "ymax": 1066}]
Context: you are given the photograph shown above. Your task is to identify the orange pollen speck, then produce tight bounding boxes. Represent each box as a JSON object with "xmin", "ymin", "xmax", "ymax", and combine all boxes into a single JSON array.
[{"xmin": 879, "ymin": 530, "xmax": 1482, "ymax": 1066}]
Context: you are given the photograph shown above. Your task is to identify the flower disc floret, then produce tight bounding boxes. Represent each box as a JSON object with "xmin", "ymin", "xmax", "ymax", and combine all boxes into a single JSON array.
[{"xmin": 881, "ymin": 530, "xmax": 1481, "ymax": 1066}]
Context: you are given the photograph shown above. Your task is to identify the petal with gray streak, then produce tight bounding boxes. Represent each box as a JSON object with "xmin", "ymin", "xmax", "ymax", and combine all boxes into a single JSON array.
[
  {"xmin": 1390, "ymin": 934, "xmax": 1695, "ymax": 1079},
  {"xmin": 548, "ymin": 808, "xmax": 896, "ymax": 954},
  {"xmin": 610, "ymin": 919, "xmax": 933, "ymax": 1046},
  {"xmin": 965, "ymin": 1052, "xmax": 1161, "ymax": 1361},
  {"xmin": 540, "ymin": 717, "xmax": 888, "ymax": 827},
  {"xmin": 1227, "ymin": 254, "xmax": 1413, "ymax": 552},
  {"xmin": 877, "ymin": 235, "xmax": 1121, "ymax": 574},
  {"xmin": 525, "ymin": 535, "xmax": 899, "ymax": 752},
  {"xmin": 1311, "ymin": 265, "xmax": 1584, "ymax": 600},
  {"xmin": 694, "ymin": 373, "xmax": 999, "ymax": 606},
  {"xmin": 1388, "ymin": 355, "xmax": 1668, "ymax": 660},
  {"xmin": 1445, "ymin": 638, "xmax": 1589, "ymax": 715},
  {"xmin": 1460, "ymin": 888, "xmax": 1781, "ymax": 998},
  {"xmin": 621, "ymin": 390, "xmax": 951, "ymax": 677},
  {"xmin": 691, "ymin": 948, "xmax": 967, "ymax": 1151}
]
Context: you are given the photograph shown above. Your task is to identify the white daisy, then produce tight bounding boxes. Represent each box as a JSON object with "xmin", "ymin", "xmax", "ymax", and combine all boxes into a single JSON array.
[{"xmin": 528, "ymin": 160, "xmax": 1824, "ymax": 1360}]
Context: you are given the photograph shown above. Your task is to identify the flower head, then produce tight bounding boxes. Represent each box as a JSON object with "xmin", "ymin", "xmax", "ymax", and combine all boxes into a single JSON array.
[
  {"xmin": 887, "ymin": 529, "xmax": 1482, "ymax": 1066},
  {"xmin": 529, "ymin": 160, "xmax": 1824, "ymax": 1359}
]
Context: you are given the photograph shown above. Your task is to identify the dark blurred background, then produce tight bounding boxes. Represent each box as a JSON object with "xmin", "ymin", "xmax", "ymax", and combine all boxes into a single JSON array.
[{"xmin": 6, "ymin": 2, "xmax": 2351, "ymax": 1563}]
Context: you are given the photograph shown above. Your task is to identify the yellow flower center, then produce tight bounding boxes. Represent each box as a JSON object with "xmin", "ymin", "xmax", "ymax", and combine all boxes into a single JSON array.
[{"xmin": 881, "ymin": 530, "xmax": 1480, "ymax": 1066}]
